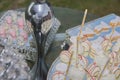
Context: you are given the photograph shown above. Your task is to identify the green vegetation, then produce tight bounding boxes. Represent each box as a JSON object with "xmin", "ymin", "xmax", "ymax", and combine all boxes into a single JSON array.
[
  {"xmin": 50, "ymin": 0, "xmax": 120, "ymax": 16},
  {"xmin": 0, "ymin": 0, "xmax": 120, "ymax": 16}
]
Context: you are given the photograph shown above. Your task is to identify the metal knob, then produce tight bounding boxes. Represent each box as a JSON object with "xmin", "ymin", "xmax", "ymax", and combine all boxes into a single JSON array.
[{"xmin": 25, "ymin": 1, "xmax": 53, "ymax": 80}]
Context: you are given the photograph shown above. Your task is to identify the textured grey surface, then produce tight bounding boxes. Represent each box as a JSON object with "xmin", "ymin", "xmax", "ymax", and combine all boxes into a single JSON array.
[{"xmin": 53, "ymin": 7, "xmax": 98, "ymax": 33}]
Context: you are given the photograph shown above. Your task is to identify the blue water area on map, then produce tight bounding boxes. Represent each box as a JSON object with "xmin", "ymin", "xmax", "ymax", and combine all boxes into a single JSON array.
[{"xmin": 115, "ymin": 26, "xmax": 120, "ymax": 32}]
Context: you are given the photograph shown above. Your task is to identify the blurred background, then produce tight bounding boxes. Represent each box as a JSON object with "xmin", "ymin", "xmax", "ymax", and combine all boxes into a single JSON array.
[{"xmin": 0, "ymin": 0, "xmax": 120, "ymax": 16}]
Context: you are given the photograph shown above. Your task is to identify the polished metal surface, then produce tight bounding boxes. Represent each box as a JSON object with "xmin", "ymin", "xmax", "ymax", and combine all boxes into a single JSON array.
[
  {"xmin": 25, "ymin": 0, "xmax": 60, "ymax": 80},
  {"xmin": 26, "ymin": 1, "xmax": 60, "ymax": 55},
  {"xmin": 26, "ymin": 1, "xmax": 52, "ymax": 27}
]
